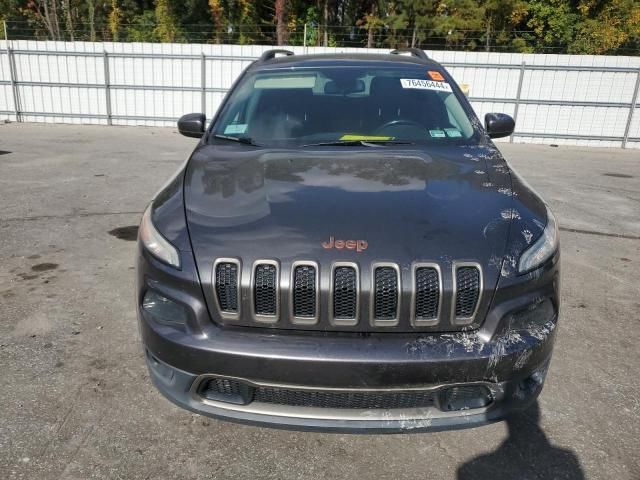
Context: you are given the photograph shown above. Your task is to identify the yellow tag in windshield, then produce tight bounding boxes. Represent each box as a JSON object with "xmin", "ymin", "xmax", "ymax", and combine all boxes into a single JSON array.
[{"xmin": 340, "ymin": 134, "xmax": 394, "ymax": 141}]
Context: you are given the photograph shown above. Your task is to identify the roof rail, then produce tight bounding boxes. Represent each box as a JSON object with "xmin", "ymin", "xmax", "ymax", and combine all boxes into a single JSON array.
[
  {"xmin": 390, "ymin": 48, "xmax": 429, "ymax": 61},
  {"xmin": 257, "ymin": 49, "xmax": 295, "ymax": 63}
]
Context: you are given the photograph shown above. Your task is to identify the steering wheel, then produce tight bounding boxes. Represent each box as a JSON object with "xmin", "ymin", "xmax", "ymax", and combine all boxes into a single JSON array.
[{"xmin": 374, "ymin": 119, "xmax": 426, "ymax": 134}]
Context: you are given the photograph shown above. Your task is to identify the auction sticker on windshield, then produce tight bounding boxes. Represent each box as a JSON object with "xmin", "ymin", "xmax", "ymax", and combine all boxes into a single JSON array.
[{"xmin": 400, "ymin": 78, "xmax": 452, "ymax": 93}]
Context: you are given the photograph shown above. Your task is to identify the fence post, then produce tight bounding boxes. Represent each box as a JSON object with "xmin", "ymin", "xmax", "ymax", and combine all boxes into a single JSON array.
[
  {"xmin": 510, "ymin": 61, "xmax": 526, "ymax": 143},
  {"xmin": 6, "ymin": 45, "xmax": 21, "ymax": 122},
  {"xmin": 4, "ymin": 21, "xmax": 21, "ymax": 122},
  {"xmin": 622, "ymin": 67, "xmax": 640, "ymax": 149},
  {"xmin": 103, "ymin": 51, "xmax": 112, "ymax": 125},
  {"xmin": 201, "ymin": 53, "xmax": 206, "ymax": 115}
]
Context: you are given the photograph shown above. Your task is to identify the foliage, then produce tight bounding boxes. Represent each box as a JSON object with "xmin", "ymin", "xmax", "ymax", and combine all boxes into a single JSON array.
[
  {"xmin": 127, "ymin": 10, "xmax": 158, "ymax": 42},
  {"xmin": 109, "ymin": 0, "xmax": 123, "ymax": 41},
  {"xmin": 571, "ymin": 0, "xmax": 640, "ymax": 54},
  {"xmin": 154, "ymin": 0, "xmax": 185, "ymax": 42},
  {"xmin": 525, "ymin": 0, "xmax": 580, "ymax": 52},
  {"xmin": 0, "ymin": 0, "xmax": 637, "ymax": 55}
]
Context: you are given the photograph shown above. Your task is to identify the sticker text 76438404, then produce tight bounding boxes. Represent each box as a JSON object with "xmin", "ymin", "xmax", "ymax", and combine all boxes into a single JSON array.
[{"xmin": 400, "ymin": 78, "xmax": 452, "ymax": 93}]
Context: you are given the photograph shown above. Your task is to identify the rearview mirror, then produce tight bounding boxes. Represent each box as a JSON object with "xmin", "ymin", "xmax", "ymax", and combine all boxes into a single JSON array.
[
  {"xmin": 178, "ymin": 113, "xmax": 206, "ymax": 138},
  {"xmin": 324, "ymin": 79, "xmax": 366, "ymax": 95},
  {"xmin": 485, "ymin": 113, "xmax": 515, "ymax": 139}
]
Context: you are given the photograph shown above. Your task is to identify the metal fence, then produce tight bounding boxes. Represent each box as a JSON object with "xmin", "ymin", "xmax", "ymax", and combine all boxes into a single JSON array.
[{"xmin": 1, "ymin": 41, "xmax": 639, "ymax": 149}]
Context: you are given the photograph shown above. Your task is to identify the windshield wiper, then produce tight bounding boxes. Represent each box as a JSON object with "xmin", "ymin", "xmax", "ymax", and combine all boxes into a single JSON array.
[
  {"xmin": 212, "ymin": 134, "xmax": 260, "ymax": 146},
  {"xmin": 302, "ymin": 140, "xmax": 414, "ymax": 147}
]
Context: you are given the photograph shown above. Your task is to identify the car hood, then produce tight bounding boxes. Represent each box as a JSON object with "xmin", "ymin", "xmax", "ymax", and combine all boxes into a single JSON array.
[{"xmin": 183, "ymin": 143, "xmax": 532, "ymax": 280}]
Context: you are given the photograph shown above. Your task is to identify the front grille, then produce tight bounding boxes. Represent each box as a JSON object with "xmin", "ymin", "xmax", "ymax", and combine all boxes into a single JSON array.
[
  {"xmin": 214, "ymin": 262, "xmax": 238, "ymax": 312},
  {"xmin": 254, "ymin": 264, "xmax": 277, "ymax": 316},
  {"xmin": 254, "ymin": 387, "xmax": 434, "ymax": 409},
  {"xmin": 373, "ymin": 266, "xmax": 399, "ymax": 320},
  {"xmin": 455, "ymin": 266, "xmax": 481, "ymax": 318},
  {"xmin": 415, "ymin": 267, "xmax": 440, "ymax": 320},
  {"xmin": 211, "ymin": 257, "xmax": 484, "ymax": 331},
  {"xmin": 199, "ymin": 377, "xmax": 434, "ymax": 409},
  {"xmin": 293, "ymin": 265, "xmax": 316, "ymax": 318},
  {"xmin": 333, "ymin": 266, "xmax": 357, "ymax": 320}
]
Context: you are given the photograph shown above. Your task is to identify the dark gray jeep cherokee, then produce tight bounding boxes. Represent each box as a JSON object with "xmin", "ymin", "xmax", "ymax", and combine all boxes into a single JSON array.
[{"xmin": 136, "ymin": 48, "xmax": 560, "ymax": 432}]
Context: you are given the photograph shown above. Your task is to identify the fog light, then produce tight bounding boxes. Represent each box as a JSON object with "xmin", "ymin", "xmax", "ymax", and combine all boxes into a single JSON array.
[
  {"xmin": 440, "ymin": 385, "xmax": 492, "ymax": 412},
  {"xmin": 142, "ymin": 290, "xmax": 188, "ymax": 326},
  {"xmin": 198, "ymin": 378, "xmax": 254, "ymax": 405}
]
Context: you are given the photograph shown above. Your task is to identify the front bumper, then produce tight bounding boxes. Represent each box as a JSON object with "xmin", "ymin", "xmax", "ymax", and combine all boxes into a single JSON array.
[
  {"xmin": 140, "ymin": 305, "xmax": 556, "ymax": 433},
  {"xmin": 137, "ymin": 239, "xmax": 559, "ymax": 432}
]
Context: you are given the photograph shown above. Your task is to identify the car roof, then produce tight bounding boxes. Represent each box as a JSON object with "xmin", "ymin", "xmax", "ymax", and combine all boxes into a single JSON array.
[{"xmin": 248, "ymin": 52, "xmax": 442, "ymax": 71}]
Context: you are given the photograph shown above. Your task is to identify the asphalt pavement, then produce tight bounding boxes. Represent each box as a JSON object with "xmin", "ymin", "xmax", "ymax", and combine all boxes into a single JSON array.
[{"xmin": 1, "ymin": 123, "xmax": 639, "ymax": 479}]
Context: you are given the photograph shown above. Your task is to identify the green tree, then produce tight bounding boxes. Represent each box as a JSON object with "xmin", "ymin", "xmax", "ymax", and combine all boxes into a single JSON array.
[
  {"xmin": 174, "ymin": 0, "xmax": 214, "ymax": 43},
  {"xmin": 432, "ymin": 0, "xmax": 485, "ymax": 50},
  {"xmin": 208, "ymin": 0, "xmax": 224, "ymax": 42},
  {"xmin": 570, "ymin": 0, "xmax": 640, "ymax": 53},
  {"xmin": 127, "ymin": 10, "xmax": 158, "ymax": 42},
  {"xmin": 154, "ymin": 0, "xmax": 184, "ymax": 42},
  {"xmin": 525, "ymin": 0, "xmax": 580, "ymax": 52},
  {"xmin": 482, "ymin": 0, "xmax": 529, "ymax": 51},
  {"xmin": 208, "ymin": 0, "xmax": 261, "ymax": 44},
  {"xmin": 357, "ymin": 0, "xmax": 386, "ymax": 48},
  {"xmin": 0, "ymin": 0, "xmax": 638, "ymax": 53},
  {"xmin": 108, "ymin": 0, "xmax": 122, "ymax": 41}
]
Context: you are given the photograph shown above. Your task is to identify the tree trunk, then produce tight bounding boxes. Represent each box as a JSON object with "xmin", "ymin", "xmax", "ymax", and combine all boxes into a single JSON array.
[
  {"xmin": 41, "ymin": 0, "xmax": 56, "ymax": 40},
  {"xmin": 275, "ymin": 0, "xmax": 289, "ymax": 45},
  {"xmin": 62, "ymin": 0, "xmax": 74, "ymax": 41},
  {"xmin": 323, "ymin": 0, "xmax": 328, "ymax": 46},
  {"xmin": 51, "ymin": 0, "xmax": 61, "ymax": 39},
  {"xmin": 485, "ymin": 17, "xmax": 491, "ymax": 52},
  {"xmin": 366, "ymin": 2, "xmax": 377, "ymax": 48},
  {"xmin": 88, "ymin": 0, "xmax": 96, "ymax": 42},
  {"xmin": 411, "ymin": 22, "xmax": 417, "ymax": 47}
]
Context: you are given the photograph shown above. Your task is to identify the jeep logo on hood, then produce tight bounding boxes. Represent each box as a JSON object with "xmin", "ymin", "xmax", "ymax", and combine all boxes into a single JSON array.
[{"xmin": 322, "ymin": 236, "xmax": 368, "ymax": 253}]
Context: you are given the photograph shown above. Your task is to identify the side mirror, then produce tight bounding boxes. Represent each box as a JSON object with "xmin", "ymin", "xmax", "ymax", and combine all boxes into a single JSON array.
[
  {"xmin": 485, "ymin": 113, "xmax": 515, "ymax": 139},
  {"xmin": 178, "ymin": 113, "xmax": 206, "ymax": 138}
]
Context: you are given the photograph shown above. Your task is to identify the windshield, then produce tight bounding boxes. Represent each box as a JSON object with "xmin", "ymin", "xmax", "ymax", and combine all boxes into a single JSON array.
[{"xmin": 211, "ymin": 66, "xmax": 481, "ymax": 147}]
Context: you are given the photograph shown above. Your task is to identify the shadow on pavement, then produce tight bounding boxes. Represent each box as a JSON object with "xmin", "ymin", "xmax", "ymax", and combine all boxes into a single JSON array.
[{"xmin": 457, "ymin": 401, "xmax": 584, "ymax": 479}]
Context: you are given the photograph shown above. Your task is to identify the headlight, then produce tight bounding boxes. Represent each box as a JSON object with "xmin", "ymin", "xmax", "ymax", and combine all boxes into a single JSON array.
[
  {"xmin": 518, "ymin": 207, "xmax": 559, "ymax": 273},
  {"xmin": 139, "ymin": 205, "xmax": 181, "ymax": 268}
]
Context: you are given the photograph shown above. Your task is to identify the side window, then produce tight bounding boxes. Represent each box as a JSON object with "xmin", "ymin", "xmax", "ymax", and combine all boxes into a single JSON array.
[
  {"xmin": 447, "ymin": 108, "xmax": 462, "ymax": 130},
  {"xmin": 220, "ymin": 98, "xmax": 251, "ymax": 135},
  {"xmin": 443, "ymin": 94, "xmax": 474, "ymax": 138}
]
